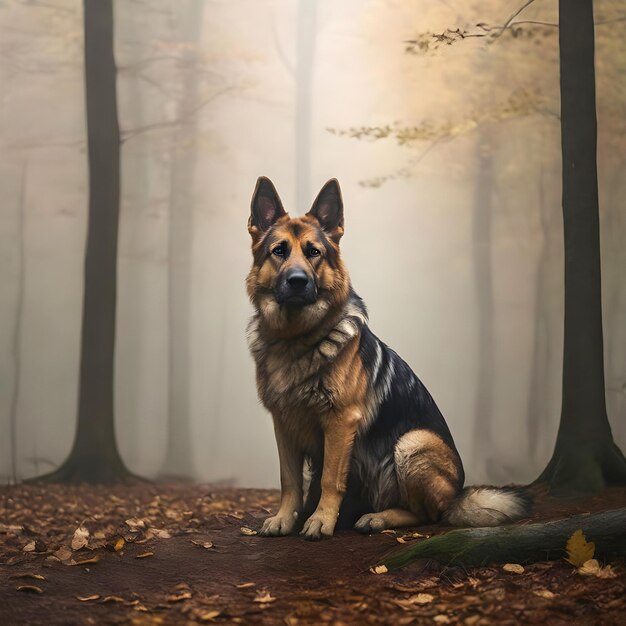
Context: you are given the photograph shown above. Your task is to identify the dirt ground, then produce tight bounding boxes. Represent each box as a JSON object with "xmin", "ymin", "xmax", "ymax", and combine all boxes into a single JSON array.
[{"xmin": 1, "ymin": 483, "xmax": 625, "ymax": 626}]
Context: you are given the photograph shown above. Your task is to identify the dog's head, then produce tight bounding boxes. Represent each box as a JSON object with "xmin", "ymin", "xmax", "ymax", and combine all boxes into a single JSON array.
[{"xmin": 246, "ymin": 177, "xmax": 350, "ymax": 333}]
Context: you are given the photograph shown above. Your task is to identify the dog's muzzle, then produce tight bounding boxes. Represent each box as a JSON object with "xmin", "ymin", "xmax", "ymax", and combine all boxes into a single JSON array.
[{"xmin": 276, "ymin": 268, "xmax": 317, "ymax": 306}]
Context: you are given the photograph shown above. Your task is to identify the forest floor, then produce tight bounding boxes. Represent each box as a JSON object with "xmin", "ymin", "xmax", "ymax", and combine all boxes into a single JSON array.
[{"xmin": 0, "ymin": 483, "xmax": 625, "ymax": 626}]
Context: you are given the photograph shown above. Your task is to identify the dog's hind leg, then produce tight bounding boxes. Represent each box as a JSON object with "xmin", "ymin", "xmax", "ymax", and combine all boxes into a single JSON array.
[{"xmin": 354, "ymin": 429, "xmax": 462, "ymax": 533}]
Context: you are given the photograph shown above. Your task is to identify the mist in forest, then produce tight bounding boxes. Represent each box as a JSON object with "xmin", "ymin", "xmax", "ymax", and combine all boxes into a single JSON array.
[{"xmin": 1, "ymin": 0, "xmax": 625, "ymax": 488}]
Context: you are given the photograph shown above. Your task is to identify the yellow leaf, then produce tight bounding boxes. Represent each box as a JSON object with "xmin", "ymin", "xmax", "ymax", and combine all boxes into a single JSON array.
[
  {"xmin": 240, "ymin": 526, "xmax": 257, "ymax": 536},
  {"xmin": 502, "ymin": 563, "xmax": 525, "ymax": 574},
  {"xmin": 198, "ymin": 610, "xmax": 222, "ymax": 622},
  {"xmin": 370, "ymin": 565, "xmax": 388, "ymax": 575},
  {"xmin": 114, "ymin": 537, "xmax": 125, "ymax": 552},
  {"xmin": 77, "ymin": 595, "xmax": 100, "ymax": 602},
  {"xmin": 253, "ymin": 590, "xmax": 276, "ymax": 603},
  {"xmin": 235, "ymin": 582, "xmax": 255, "ymax": 588},
  {"xmin": 135, "ymin": 552, "xmax": 154, "ymax": 559},
  {"xmin": 167, "ymin": 591, "xmax": 192, "ymax": 603},
  {"xmin": 566, "ymin": 529, "xmax": 595, "ymax": 567}
]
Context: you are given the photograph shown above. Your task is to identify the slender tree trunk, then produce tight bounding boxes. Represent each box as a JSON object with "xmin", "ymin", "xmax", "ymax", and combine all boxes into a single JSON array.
[
  {"xmin": 536, "ymin": 0, "xmax": 626, "ymax": 492},
  {"xmin": 29, "ymin": 0, "xmax": 132, "ymax": 483},
  {"xmin": 471, "ymin": 132, "xmax": 496, "ymax": 480},
  {"xmin": 295, "ymin": 0, "xmax": 317, "ymax": 209},
  {"xmin": 9, "ymin": 161, "xmax": 27, "ymax": 484},
  {"xmin": 158, "ymin": 0, "xmax": 205, "ymax": 480}
]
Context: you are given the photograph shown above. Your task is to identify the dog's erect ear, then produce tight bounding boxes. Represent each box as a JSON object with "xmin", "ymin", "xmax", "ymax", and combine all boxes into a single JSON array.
[
  {"xmin": 306, "ymin": 179, "xmax": 344, "ymax": 241},
  {"xmin": 249, "ymin": 177, "xmax": 287, "ymax": 236}
]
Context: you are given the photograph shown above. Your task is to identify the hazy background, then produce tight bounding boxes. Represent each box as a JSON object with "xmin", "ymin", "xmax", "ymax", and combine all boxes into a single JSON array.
[{"xmin": 1, "ymin": 0, "xmax": 625, "ymax": 487}]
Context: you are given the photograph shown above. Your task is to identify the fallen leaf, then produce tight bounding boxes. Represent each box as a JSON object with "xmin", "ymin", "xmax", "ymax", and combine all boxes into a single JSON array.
[
  {"xmin": 102, "ymin": 595, "xmax": 126, "ymax": 603},
  {"xmin": 369, "ymin": 565, "xmax": 388, "ymax": 575},
  {"xmin": 502, "ymin": 563, "xmax": 525, "ymax": 574},
  {"xmin": 23, "ymin": 541, "xmax": 36, "ymax": 552},
  {"xmin": 191, "ymin": 540, "xmax": 214, "ymax": 549},
  {"xmin": 72, "ymin": 526, "xmax": 90, "ymax": 551},
  {"xmin": 16, "ymin": 585, "xmax": 43, "ymax": 593},
  {"xmin": 578, "ymin": 558, "xmax": 617, "ymax": 579},
  {"xmin": 198, "ymin": 610, "xmax": 222, "ymax": 622},
  {"xmin": 10, "ymin": 573, "xmax": 46, "ymax": 581},
  {"xmin": 235, "ymin": 582, "xmax": 256, "ymax": 589},
  {"xmin": 145, "ymin": 528, "xmax": 171, "ymax": 540},
  {"xmin": 412, "ymin": 593, "xmax": 434, "ymax": 605},
  {"xmin": 71, "ymin": 556, "xmax": 100, "ymax": 566},
  {"xmin": 53, "ymin": 547, "xmax": 73, "ymax": 562},
  {"xmin": 434, "ymin": 616, "xmax": 451, "ymax": 625},
  {"xmin": 114, "ymin": 537, "xmax": 125, "ymax": 552},
  {"xmin": 253, "ymin": 590, "xmax": 276, "ymax": 603},
  {"xmin": 77, "ymin": 595, "xmax": 100, "ymax": 602},
  {"xmin": 534, "ymin": 589, "xmax": 555, "ymax": 599},
  {"xmin": 396, "ymin": 532, "xmax": 428, "ymax": 544},
  {"xmin": 380, "ymin": 529, "xmax": 397, "ymax": 535},
  {"xmin": 240, "ymin": 526, "xmax": 257, "ymax": 536},
  {"xmin": 566, "ymin": 529, "xmax": 595, "ymax": 567},
  {"xmin": 167, "ymin": 591, "xmax": 192, "ymax": 603},
  {"xmin": 135, "ymin": 552, "xmax": 154, "ymax": 559},
  {"xmin": 125, "ymin": 518, "xmax": 146, "ymax": 530}
]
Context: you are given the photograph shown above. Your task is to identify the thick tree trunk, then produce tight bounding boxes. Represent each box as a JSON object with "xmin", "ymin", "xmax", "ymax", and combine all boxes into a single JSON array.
[
  {"xmin": 29, "ymin": 0, "xmax": 131, "ymax": 483},
  {"xmin": 536, "ymin": 0, "xmax": 626, "ymax": 493},
  {"xmin": 381, "ymin": 508, "xmax": 626, "ymax": 570}
]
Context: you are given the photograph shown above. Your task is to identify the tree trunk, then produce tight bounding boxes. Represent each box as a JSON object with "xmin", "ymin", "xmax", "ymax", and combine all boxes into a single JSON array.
[
  {"xmin": 159, "ymin": 0, "xmax": 205, "ymax": 480},
  {"xmin": 29, "ymin": 0, "xmax": 132, "ymax": 483},
  {"xmin": 295, "ymin": 0, "xmax": 317, "ymax": 209},
  {"xmin": 471, "ymin": 132, "xmax": 496, "ymax": 480},
  {"xmin": 381, "ymin": 508, "xmax": 626, "ymax": 570},
  {"xmin": 536, "ymin": 0, "xmax": 626, "ymax": 492}
]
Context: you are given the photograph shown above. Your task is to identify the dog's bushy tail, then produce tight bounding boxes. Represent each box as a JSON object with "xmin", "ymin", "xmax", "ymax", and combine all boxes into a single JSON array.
[{"xmin": 442, "ymin": 486, "xmax": 532, "ymax": 527}]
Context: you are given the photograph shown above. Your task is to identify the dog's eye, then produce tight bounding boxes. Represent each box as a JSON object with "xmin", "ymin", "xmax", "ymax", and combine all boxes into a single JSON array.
[
  {"xmin": 272, "ymin": 246, "xmax": 285, "ymax": 257},
  {"xmin": 308, "ymin": 247, "xmax": 320, "ymax": 258}
]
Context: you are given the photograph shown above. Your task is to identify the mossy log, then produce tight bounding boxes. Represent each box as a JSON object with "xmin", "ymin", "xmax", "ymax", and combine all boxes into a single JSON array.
[{"xmin": 381, "ymin": 508, "xmax": 626, "ymax": 570}]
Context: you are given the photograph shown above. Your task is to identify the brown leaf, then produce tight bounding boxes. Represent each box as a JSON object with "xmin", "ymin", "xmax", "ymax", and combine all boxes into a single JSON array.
[
  {"xmin": 240, "ymin": 526, "xmax": 257, "ymax": 536},
  {"xmin": 191, "ymin": 540, "xmax": 214, "ymax": 549},
  {"xmin": 101, "ymin": 595, "xmax": 126, "ymax": 603},
  {"xmin": 125, "ymin": 518, "xmax": 146, "ymax": 530},
  {"xmin": 114, "ymin": 537, "xmax": 125, "ymax": 552},
  {"xmin": 566, "ymin": 529, "xmax": 595, "ymax": 567},
  {"xmin": 235, "ymin": 582, "xmax": 256, "ymax": 589},
  {"xmin": 502, "ymin": 563, "xmax": 525, "ymax": 574},
  {"xmin": 77, "ymin": 595, "xmax": 100, "ymax": 602},
  {"xmin": 135, "ymin": 552, "xmax": 154, "ymax": 559},
  {"xmin": 534, "ymin": 589, "xmax": 555, "ymax": 599},
  {"xmin": 22, "ymin": 540, "xmax": 36, "ymax": 552},
  {"xmin": 71, "ymin": 526, "xmax": 90, "ymax": 551},
  {"xmin": 53, "ymin": 546, "xmax": 73, "ymax": 562},
  {"xmin": 16, "ymin": 585, "xmax": 43, "ymax": 593}
]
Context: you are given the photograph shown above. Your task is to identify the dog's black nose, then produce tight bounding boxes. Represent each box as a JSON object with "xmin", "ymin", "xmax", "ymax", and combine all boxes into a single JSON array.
[{"xmin": 286, "ymin": 269, "xmax": 309, "ymax": 289}]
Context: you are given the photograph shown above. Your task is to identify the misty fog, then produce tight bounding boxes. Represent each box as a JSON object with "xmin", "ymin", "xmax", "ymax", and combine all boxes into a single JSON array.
[{"xmin": 1, "ymin": 0, "xmax": 625, "ymax": 488}]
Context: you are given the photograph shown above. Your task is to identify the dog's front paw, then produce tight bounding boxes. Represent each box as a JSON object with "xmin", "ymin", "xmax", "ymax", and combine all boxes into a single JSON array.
[
  {"xmin": 258, "ymin": 512, "xmax": 299, "ymax": 537},
  {"xmin": 300, "ymin": 510, "xmax": 337, "ymax": 541}
]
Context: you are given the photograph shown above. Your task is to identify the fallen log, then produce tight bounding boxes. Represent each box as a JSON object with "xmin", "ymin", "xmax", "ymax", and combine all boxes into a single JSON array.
[{"xmin": 380, "ymin": 507, "xmax": 626, "ymax": 570}]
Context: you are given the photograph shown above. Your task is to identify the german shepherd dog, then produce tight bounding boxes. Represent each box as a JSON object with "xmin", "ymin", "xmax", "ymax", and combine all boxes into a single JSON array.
[{"xmin": 246, "ymin": 177, "xmax": 530, "ymax": 540}]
